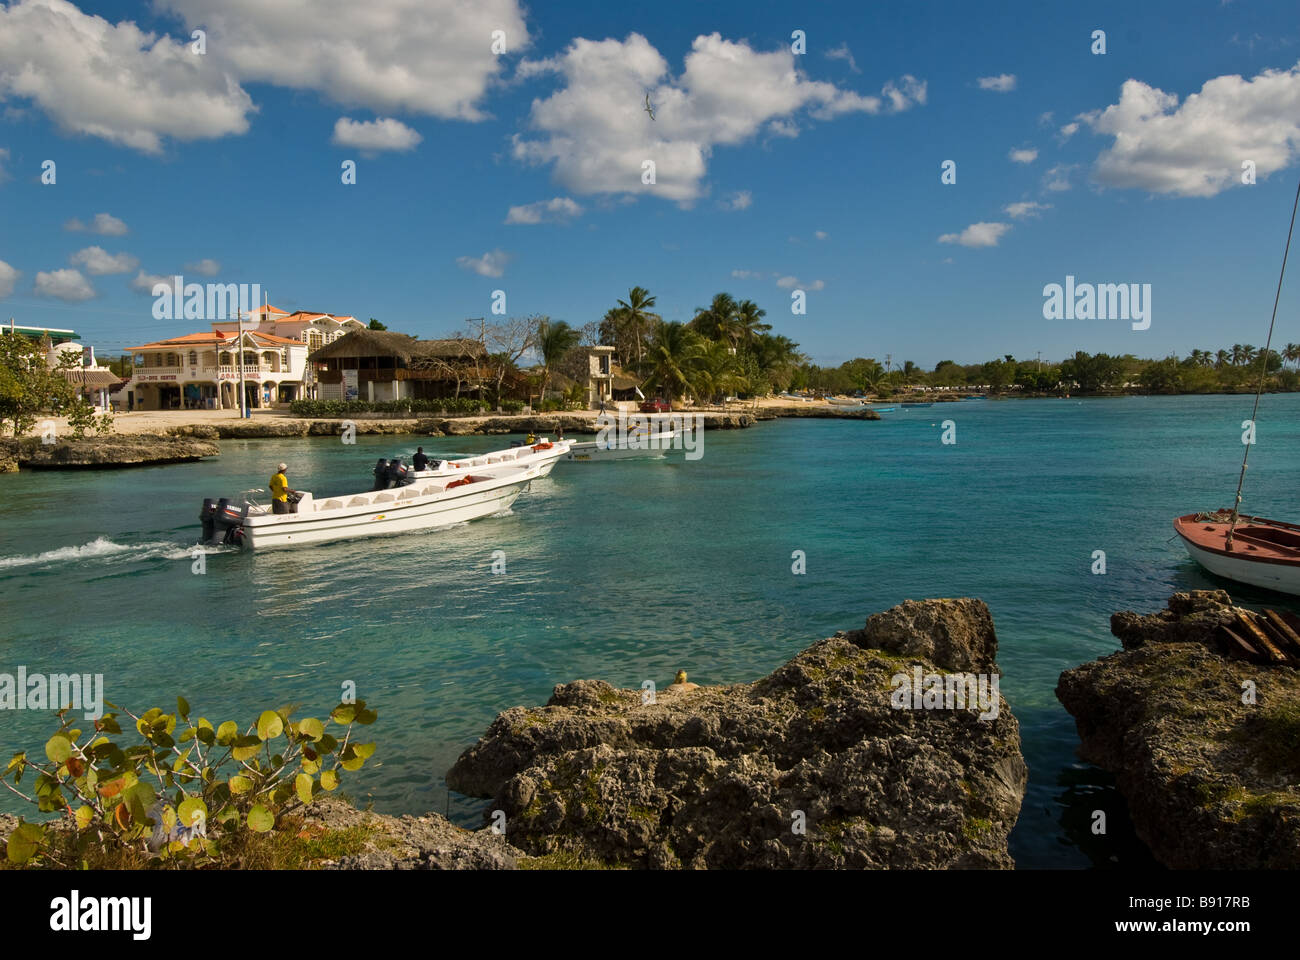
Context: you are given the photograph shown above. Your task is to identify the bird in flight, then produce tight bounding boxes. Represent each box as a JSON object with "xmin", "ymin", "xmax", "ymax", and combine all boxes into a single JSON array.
[{"xmin": 644, "ymin": 92, "xmax": 655, "ymax": 121}]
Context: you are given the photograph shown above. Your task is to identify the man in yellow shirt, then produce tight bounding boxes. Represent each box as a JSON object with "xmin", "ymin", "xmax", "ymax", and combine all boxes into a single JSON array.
[{"xmin": 270, "ymin": 462, "xmax": 298, "ymax": 514}]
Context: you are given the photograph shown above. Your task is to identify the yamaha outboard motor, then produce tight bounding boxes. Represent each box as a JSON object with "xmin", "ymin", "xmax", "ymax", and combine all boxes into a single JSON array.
[
  {"xmin": 213, "ymin": 498, "xmax": 248, "ymax": 545},
  {"xmin": 373, "ymin": 457, "xmax": 391, "ymax": 490},
  {"xmin": 386, "ymin": 457, "xmax": 413, "ymax": 487},
  {"xmin": 200, "ymin": 498, "xmax": 217, "ymax": 543}
]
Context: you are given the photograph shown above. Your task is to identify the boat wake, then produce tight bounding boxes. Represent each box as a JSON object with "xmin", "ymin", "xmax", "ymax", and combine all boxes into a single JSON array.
[{"xmin": 0, "ymin": 536, "xmax": 233, "ymax": 570}]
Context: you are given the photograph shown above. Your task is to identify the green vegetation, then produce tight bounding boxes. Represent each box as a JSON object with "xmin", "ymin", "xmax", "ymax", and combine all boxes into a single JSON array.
[
  {"xmin": 0, "ymin": 333, "xmax": 93, "ymax": 437},
  {"xmin": 2, "ymin": 696, "xmax": 378, "ymax": 869},
  {"xmin": 791, "ymin": 344, "xmax": 1300, "ymax": 397}
]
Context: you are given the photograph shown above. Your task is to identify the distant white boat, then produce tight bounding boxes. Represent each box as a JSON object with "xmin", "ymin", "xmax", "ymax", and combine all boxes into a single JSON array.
[
  {"xmin": 563, "ymin": 427, "xmax": 680, "ymax": 462},
  {"xmin": 200, "ymin": 465, "xmax": 538, "ymax": 551},
  {"xmin": 410, "ymin": 438, "xmax": 572, "ymax": 480}
]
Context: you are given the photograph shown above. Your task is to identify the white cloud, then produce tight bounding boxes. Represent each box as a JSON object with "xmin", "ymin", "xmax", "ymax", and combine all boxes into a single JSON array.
[
  {"xmin": 1080, "ymin": 64, "xmax": 1300, "ymax": 197},
  {"xmin": 513, "ymin": 32, "xmax": 925, "ymax": 203},
  {"xmin": 938, "ymin": 222, "xmax": 1011, "ymax": 248},
  {"xmin": 0, "ymin": 0, "xmax": 252, "ymax": 154},
  {"xmin": 719, "ymin": 190, "xmax": 752, "ymax": 211},
  {"xmin": 130, "ymin": 270, "xmax": 172, "ymax": 295},
  {"xmin": 731, "ymin": 269, "xmax": 762, "ymax": 279},
  {"xmin": 1043, "ymin": 163, "xmax": 1076, "ymax": 192},
  {"xmin": 1058, "ymin": 121, "xmax": 1080, "ymax": 142},
  {"xmin": 184, "ymin": 258, "xmax": 221, "ymax": 276},
  {"xmin": 814, "ymin": 230, "xmax": 828, "ymax": 240},
  {"xmin": 64, "ymin": 213, "xmax": 128, "ymax": 236},
  {"xmin": 1004, "ymin": 201, "xmax": 1052, "ymax": 219},
  {"xmin": 69, "ymin": 246, "xmax": 138, "ymax": 275},
  {"xmin": 825, "ymin": 43, "xmax": 861, "ymax": 74},
  {"xmin": 456, "ymin": 249, "xmax": 511, "ymax": 277},
  {"xmin": 977, "ymin": 74, "xmax": 1016, "ymax": 92},
  {"xmin": 160, "ymin": 0, "xmax": 529, "ymax": 122},
  {"xmin": 775, "ymin": 275, "xmax": 823, "ymax": 290},
  {"xmin": 1037, "ymin": 111, "xmax": 1054, "ymax": 126},
  {"xmin": 331, "ymin": 117, "xmax": 423, "ymax": 153},
  {"xmin": 1008, "ymin": 147, "xmax": 1038, "ymax": 164},
  {"xmin": 505, "ymin": 197, "xmax": 583, "ymax": 224},
  {"xmin": 34, "ymin": 268, "xmax": 94, "ymax": 301},
  {"xmin": 0, "ymin": 259, "xmax": 18, "ymax": 298}
]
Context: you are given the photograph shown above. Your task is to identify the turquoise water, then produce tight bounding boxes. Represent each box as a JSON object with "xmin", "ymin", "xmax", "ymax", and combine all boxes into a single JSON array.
[{"xmin": 3, "ymin": 394, "xmax": 1299, "ymax": 868}]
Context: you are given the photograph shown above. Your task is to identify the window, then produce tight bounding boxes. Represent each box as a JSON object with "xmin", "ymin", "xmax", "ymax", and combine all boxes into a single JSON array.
[{"xmin": 188, "ymin": 351, "xmax": 197, "ymax": 366}]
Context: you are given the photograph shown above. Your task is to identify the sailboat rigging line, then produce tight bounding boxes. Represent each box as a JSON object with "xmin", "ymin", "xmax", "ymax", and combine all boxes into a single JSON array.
[{"xmin": 1227, "ymin": 175, "xmax": 1300, "ymax": 549}]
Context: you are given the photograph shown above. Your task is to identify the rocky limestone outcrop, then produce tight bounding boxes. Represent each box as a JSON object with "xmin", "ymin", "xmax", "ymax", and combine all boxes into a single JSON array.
[
  {"xmin": 448, "ymin": 598, "xmax": 1027, "ymax": 869},
  {"xmin": 0, "ymin": 798, "xmax": 521, "ymax": 870},
  {"xmin": 1057, "ymin": 591, "xmax": 1300, "ymax": 868},
  {"xmin": 0, "ymin": 434, "xmax": 218, "ymax": 470}
]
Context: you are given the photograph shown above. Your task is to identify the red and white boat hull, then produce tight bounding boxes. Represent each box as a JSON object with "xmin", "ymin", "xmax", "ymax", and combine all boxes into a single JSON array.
[{"xmin": 1174, "ymin": 513, "xmax": 1300, "ymax": 596}]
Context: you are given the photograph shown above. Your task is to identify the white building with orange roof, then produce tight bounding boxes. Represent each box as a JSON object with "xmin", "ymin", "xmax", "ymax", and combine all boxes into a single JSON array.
[
  {"xmin": 121, "ymin": 328, "xmax": 308, "ymax": 411},
  {"xmin": 211, "ymin": 304, "xmax": 363, "ymax": 398}
]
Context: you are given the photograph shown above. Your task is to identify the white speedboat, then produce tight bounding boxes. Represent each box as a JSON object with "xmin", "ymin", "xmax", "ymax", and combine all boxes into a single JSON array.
[
  {"xmin": 409, "ymin": 437, "xmax": 572, "ymax": 480},
  {"xmin": 563, "ymin": 427, "xmax": 680, "ymax": 462},
  {"xmin": 199, "ymin": 464, "xmax": 538, "ymax": 550}
]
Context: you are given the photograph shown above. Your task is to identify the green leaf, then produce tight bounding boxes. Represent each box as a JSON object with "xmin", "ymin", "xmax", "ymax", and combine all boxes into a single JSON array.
[
  {"xmin": 44, "ymin": 735, "xmax": 72, "ymax": 764},
  {"xmin": 247, "ymin": 804, "xmax": 274, "ymax": 833},
  {"xmin": 216, "ymin": 720, "xmax": 239, "ymax": 744},
  {"xmin": 331, "ymin": 704, "xmax": 356, "ymax": 725},
  {"xmin": 355, "ymin": 709, "xmax": 377, "ymax": 725},
  {"xmin": 295, "ymin": 773, "xmax": 314, "ymax": 805},
  {"xmin": 228, "ymin": 775, "xmax": 253, "ymax": 795},
  {"xmin": 6, "ymin": 822, "xmax": 45, "ymax": 864},
  {"xmin": 177, "ymin": 696, "xmax": 190, "ymax": 720},
  {"xmin": 177, "ymin": 797, "xmax": 207, "ymax": 830},
  {"xmin": 315, "ymin": 734, "xmax": 339, "ymax": 755},
  {"xmin": 74, "ymin": 806, "xmax": 94, "ymax": 830},
  {"xmin": 124, "ymin": 781, "xmax": 155, "ymax": 823},
  {"xmin": 319, "ymin": 770, "xmax": 338, "ymax": 791},
  {"xmin": 298, "ymin": 717, "xmax": 324, "ymax": 741},
  {"xmin": 231, "ymin": 736, "xmax": 262, "ymax": 763},
  {"xmin": 353, "ymin": 743, "xmax": 376, "ymax": 760},
  {"xmin": 256, "ymin": 710, "xmax": 283, "ymax": 741}
]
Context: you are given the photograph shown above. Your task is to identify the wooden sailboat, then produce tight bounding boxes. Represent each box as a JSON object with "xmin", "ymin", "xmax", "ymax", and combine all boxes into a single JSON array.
[{"xmin": 1174, "ymin": 178, "xmax": 1300, "ymax": 595}]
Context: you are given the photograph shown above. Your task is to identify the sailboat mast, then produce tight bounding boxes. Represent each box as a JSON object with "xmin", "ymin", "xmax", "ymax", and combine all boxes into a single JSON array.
[{"xmin": 1226, "ymin": 175, "xmax": 1300, "ymax": 548}]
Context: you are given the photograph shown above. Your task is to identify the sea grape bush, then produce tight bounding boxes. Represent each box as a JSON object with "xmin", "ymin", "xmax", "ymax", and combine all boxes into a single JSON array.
[
  {"xmin": 289, "ymin": 397, "xmax": 524, "ymax": 417},
  {"xmin": 2, "ymin": 696, "xmax": 377, "ymax": 868}
]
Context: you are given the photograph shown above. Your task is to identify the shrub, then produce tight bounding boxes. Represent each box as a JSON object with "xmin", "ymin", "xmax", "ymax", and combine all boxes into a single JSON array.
[
  {"xmin": 65, "ymin": 399, "xmax": 96, "ymax": 440},
  {"xmin": 2, "ymin": 696, "xmax": 377, "ymax": 868}
]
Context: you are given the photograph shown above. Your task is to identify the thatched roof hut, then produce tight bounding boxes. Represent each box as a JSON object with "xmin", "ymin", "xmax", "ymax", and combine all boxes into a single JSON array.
[{"xmin": 307, "ymin": 330, "xmax": 485, "ymax": 363}]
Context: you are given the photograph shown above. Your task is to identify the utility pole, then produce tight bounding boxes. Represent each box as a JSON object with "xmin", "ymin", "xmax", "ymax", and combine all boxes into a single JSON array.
[{"xmin": 238, "ymin": 308, "xmax": 247, "ymax": 419}]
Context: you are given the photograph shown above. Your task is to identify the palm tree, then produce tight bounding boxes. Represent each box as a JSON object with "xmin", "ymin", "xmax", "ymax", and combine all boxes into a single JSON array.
[
  {"xmin": 643, "ymin": 322, "xmax": 704, "ymax": 401},
  {"xmin": 1284, "ymin": 343, "xmax": 1300, "ymax": 369},
  {"xmin": 693, "ymin": 338, "xmax": 748, "ymax": 402},
  {"xmin": 1215, "ymin": 349, "xmax": 1230, "ymax": 369},
  {"xmin": 536, "ymin": 319, "xmax": 581, "ymax": 401},
  {"xmin": 750, "ymin": 333, "xmax": 806, "ymax": 393},
  {"xmin": 690, "ymin": 293, "xmax": 741, "ymax": 346},
  {"xmin": 1231, "ymin": 344, "xmax": 1245, "ymax": 366},
  {"xmin": 735, "ymin": 300, "xmax": 771, "ymax": 348},
  {"xmin": 614, "ymin": 286, "xmax": 660, "ymax": 369}
]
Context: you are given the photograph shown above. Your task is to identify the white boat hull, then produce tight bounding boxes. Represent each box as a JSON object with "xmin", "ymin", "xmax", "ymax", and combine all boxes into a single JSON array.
[
  {"xmin": 563, "ymin": 429, "xmax": 679, "ymax": 462},
  {"xmin": 1178, "ymin": 538, "xmax": 1300, "ymax": 595},
  {"xmin": 239, "ymin": 468, "xmax": 536, "ymax": 550},
  {"xmin": 412, "ymin": 439, "xmax": 570, "ymax": 480}
]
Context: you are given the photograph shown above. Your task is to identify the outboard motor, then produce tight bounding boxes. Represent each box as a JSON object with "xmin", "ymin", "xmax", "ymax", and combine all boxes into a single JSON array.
[
  {"xmin": 199, "ymin": 498, "xmax": 217, "ymax": 543},
  {"xmin": 213, "ymin": 498, "xmax": 248, "ymax": 546},
  {"xmin": 386, "ymin": 457, "xmax": 413, "ymax": 487},
  {"xmin": 373, "ymin": 457, "xmax": 391, "ymax": 490}
]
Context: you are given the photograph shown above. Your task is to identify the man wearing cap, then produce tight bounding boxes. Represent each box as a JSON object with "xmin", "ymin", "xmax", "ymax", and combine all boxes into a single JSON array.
[{"xmin": 270, "ymin": 462, "xmax": 299, "ymax": 514}]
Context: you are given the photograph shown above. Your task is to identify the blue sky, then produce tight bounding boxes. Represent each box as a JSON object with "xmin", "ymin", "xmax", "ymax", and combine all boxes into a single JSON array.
[{"xmin": 1, "ymin": 0, "xmax": 1298, "ymax": 367}]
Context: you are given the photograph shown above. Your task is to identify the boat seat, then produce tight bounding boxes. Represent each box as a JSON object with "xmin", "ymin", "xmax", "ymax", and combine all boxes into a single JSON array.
[
  {"xmin": 347, "ymin": 496, "xmax": 369, "ymax": 507},
  {"xmin": 320, "ymin": 499, "xmax": 343, "ymax": 510},
  {"xmin": 398, "ymin": 488, "xmax": 420, "ymax": 500},
  {"xmin": 374, "ymin": 492, "xmax": 396, "ymax": 503}
]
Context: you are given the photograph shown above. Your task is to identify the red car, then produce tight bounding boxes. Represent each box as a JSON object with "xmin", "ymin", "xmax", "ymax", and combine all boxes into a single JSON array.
[{"xmin": 639, "ymin": 398, "xmax": 672, "ymax": 413}]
